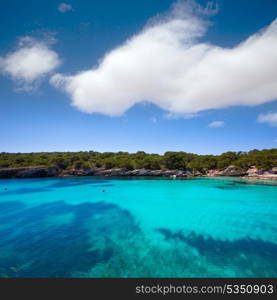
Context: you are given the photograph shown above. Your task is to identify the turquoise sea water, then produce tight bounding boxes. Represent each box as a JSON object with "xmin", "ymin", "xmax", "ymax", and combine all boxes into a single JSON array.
[{"xmin": 0, "ymin": 176, "xmax": 276, "ymax": 278}]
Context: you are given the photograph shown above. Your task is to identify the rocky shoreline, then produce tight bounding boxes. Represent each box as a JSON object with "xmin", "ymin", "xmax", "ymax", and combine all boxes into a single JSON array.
[{"xmin": 0, "ymin": 165, "xmax": 276, "ymax": 181}]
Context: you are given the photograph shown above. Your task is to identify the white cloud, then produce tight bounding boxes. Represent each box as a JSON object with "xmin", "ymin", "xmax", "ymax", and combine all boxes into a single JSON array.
[
  {"xmin": 51, "ymin": 0, "xmax": 277, "ymax": 117},
  {"xmin": 0, "ymin": 36, "xmax": 61, "ymax": 91},
  {"xmin": 58, "ymin": 3, "xmax": 73, "ymax": 13},
  {"xmin": 257, "ymin": 112, "xmax": 277, "ymax": 127},
  {"xmin": 208, "ymin": 121, "xmax": 224, "ymax": 128}
]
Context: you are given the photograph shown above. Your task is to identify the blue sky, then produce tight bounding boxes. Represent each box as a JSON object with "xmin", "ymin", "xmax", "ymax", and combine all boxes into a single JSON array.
[{"xmin": 0, "ymin": 0, "xmax": 277, "ymax": 154}]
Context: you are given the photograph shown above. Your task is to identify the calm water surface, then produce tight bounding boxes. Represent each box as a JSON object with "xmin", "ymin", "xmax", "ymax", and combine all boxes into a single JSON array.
[{"xmin": 0, "ymin": 176, "xmax": 276, "ymax": 277}]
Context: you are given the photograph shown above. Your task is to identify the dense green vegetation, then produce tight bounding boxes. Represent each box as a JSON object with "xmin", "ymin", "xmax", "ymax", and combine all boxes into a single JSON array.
[{"xmin": 0, "ymin": 149, "xmax": 276, "ymax": 171}]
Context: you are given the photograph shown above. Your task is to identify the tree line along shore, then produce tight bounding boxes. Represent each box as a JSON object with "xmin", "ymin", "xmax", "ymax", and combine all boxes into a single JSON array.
[{"xmin": 0, "ymin": 149, "xmax": 276, "ymax": 180}]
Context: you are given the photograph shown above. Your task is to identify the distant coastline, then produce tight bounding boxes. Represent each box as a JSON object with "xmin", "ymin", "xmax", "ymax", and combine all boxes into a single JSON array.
[
  {"xmin": 0, "ymin": 149, "xmax": 276, "ymax": 180},
  {"xmin": 0, "ymin": 165, "xmax": 277, "ymax": 181}
]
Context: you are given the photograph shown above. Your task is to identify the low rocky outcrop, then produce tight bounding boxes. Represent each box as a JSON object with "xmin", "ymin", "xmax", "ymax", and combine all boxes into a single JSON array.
[
  {"xmin": 0, "ymin": 166, "xmax": 60, "ymax": 178},
  {"xmin": 0, "ymin": 165, "xmax": 276, "ymax": 180},
  {"xmin": 269, "ymin": 167, "xmax": 277, "ymax": 174},
  {"xmin": 218, "ymin": 166, "xmax": 248, "ymax": 177},
  {"xmin": 0, "ymin": 167, "xmax": 30, "ymax": 178},
  {"xmin": 206, "ymin": 166, "xmax": 247, "ymax": 177},
  {"xmin": 246, "ymin": 166, "xmax": 265, "ymax": 177},
  {"xmin": 205, "ymin": 166, "xmax": 277, "ymax": 180},
  {"xmin": 16, "ymin": 166, "xmax": 60, "ymax": 178},
  {"xmin": 206, "ymin": 169, "xmax": 222, "ymax": 177},
  {"xmin": 241, "ymin": 166, "xmax": 277, "ymax": 180},
  {"xmin": 61, "ymin": 168, "xmax": 194, "ymax": 177}
]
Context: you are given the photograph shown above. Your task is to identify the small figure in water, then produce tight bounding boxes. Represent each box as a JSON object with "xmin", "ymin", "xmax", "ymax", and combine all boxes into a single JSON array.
[{"xmin": 102, "ymin": 189, "xmax": 106, "ymax": 192}]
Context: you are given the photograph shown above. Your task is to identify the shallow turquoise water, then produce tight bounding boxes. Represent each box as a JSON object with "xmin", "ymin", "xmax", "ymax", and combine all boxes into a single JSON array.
[{"xmin": 0, "ymin": 176, "xmax": 276, "ymax": 277}]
